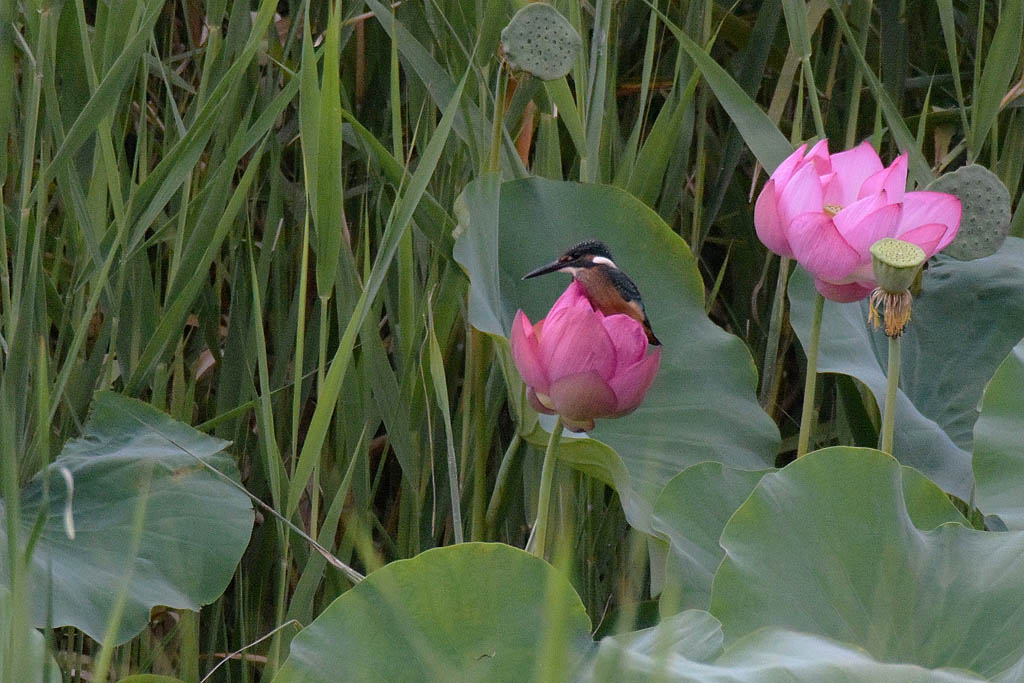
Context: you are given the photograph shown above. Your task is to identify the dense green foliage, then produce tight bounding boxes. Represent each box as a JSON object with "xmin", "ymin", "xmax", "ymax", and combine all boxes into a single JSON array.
[{"xmin": 1, "ymin": 0, "xmax": 1023, "ymax": 680}]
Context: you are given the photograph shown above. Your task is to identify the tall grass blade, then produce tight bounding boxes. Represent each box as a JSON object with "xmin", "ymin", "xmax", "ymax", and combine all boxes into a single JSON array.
[
  {"xmin": 427, "ymin": 311, "xmax": 463, "ymax": 544},
  {"xmin": 969, "ymin": 0, "xmax": 1024, "ymax": 160},
  {"xmin": 658, "ymin": 9, "xmax": 791, "ymax": 172},
  {"xmin": 313, "ymin": 1, "xmax": 345, "ymax": 299},
  {"xmin": 364, "ymin": 0, "xmax": 526, "ymax": 177},
  {"xmin": 286, "ymin": 71, "xmax": 470, "ymax": 518},
  {"xmin": 824, "ymin": 0, "xmax": 933, "ymax": 185}
]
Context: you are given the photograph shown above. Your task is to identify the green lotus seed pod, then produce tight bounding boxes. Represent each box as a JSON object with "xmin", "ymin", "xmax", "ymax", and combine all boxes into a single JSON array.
[
  {"xmin": 500, "ymin": 4, "xmax": 581, "ymax": 81},
  {"xmin": 926, "ymin": 164, "xmax": 1011, "ymax": 260},
  {"xmin": 871, "ymin": 238, "xmax": 927, "ymax": 292}
]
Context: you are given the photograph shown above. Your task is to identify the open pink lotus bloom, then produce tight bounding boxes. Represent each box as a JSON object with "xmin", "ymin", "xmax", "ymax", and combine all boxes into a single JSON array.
[
  {"xmin": 510, "ymin": 281, "xmax": 661, "ymax": 432},
  {"xmin": 754, "ymin": 140, "xmax": 961, "ymax": 301}
]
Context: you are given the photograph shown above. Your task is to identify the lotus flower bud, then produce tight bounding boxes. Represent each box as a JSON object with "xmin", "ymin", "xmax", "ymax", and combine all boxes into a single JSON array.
[{"xmin": 510, "ymin": 282, "xmax": 661, "ymax": 432}]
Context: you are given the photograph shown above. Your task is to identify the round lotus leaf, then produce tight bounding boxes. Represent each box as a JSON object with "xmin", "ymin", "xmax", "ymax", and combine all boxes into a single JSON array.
[
  {"xmin": 501, "ymin": 3, "xmax": 581, "ymax": 81},
  {"xmin": 927, "ymin": 164, "xmax": 1011, "ymax": 260},
  {"xmin": 275, "ymin": 543, "xmax": 593, "ymax": 681}
]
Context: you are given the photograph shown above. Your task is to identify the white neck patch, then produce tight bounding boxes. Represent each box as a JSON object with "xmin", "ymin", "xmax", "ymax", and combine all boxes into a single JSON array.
[{"xmin": 591, "ymin": 256, "xmax": 617, "ymax": 268}]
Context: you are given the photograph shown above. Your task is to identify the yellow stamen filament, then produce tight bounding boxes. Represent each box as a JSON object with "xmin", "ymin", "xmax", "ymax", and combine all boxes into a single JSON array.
[{"xmin": 869, "ymin": 288, "xmax": 913, "ymax": 337}]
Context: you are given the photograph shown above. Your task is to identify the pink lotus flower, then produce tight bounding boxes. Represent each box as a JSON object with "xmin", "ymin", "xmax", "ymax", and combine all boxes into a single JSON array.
[
  {"xmin": 510, "ymin": 281, "xmax": 661, "ymax": 432},
  {"xmin": 754, "ymin": 140, "xmax": 961, "ymax": 301}
]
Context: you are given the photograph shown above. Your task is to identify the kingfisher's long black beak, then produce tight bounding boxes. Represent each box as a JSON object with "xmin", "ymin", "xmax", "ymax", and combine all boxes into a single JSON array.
[{"xmin": 522, "ymin": 259, "xmax": 568, "ymax": 280}]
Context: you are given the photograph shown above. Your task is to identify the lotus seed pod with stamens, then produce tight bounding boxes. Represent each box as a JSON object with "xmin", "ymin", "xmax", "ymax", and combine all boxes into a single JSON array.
[
  {"xmin": 500, "ymin": 4, "xmax": 582, "ymax": 81},
  {"xmin": 868, "ymin": 239, "xmax": 926, "ymax": 337},
  {"xmin": 870, "ymin": 238, "xmax": 927, "ymax": 293}
]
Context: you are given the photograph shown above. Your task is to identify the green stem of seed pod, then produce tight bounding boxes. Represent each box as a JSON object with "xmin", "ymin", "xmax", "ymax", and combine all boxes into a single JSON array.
[
  {"xmin": 881, "ymin": 334, "xmax": 901, "ymax": 455},
  {"xmin": 530, "ymin": 417, "xmax": 563, "ymax": 559},
  {"xmin": 796, "ymin": 293, "xmax": 824, "ymax": 458}
]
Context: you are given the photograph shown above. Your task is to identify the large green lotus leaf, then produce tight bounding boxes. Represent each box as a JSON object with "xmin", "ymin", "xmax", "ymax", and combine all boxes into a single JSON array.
[
  {"xmin": 0, "ymin": 393, "xmax": 254, "ymax": 645},
  {"xmin": 651, "ymin": 464, "xmax": 769, "ymax": 613},
  {"xmin": 581, "ymin": 609, "xmax": 724, "ymax": 679},
  {"xmin": 652, "ymin": 458, "xmax": 964, "ymax": 613},
  {"xmin": 710, "ymin": 631, "xmax": 983, "ymax": 682},
  {"xmin": 788, "ymin": 238, "xmax": 1024, "ymax": 499},
  {"xmin": 453, "ymin": 177, "xmax": 779, "ymax": 531},
  {"xmin": 274, "ymin": 539, "xmax": 986, "ymax": 682},
  {"xmin": 973, "ymin": 338, "xmax": 1024, "ymax": 528},
  {"xmin": 584, "ymin": 610, "xmax": 981, "ymax": 682},
  {"xmin": 273, "ymin": 543, "xmax": 593, "ymax": 682},
  {"xmin": 710, "ymin": 447, "xmax": 1024, "ymax": 679}
]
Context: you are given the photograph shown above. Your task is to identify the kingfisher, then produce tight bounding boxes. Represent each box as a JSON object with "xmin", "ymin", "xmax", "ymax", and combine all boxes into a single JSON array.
[{"xmin": 523, "ymin": 240, "xmax": 661, "ymax": 345}]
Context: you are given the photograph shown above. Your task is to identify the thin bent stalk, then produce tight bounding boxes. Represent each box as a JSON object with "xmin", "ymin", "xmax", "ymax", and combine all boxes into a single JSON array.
[
  {"xmin": 485, "ymin": 432, "xmax": 522, "ymax": 538},
  {"xmin": 760, "ymin": 255, "xmax": 791, "ymax": 410}
]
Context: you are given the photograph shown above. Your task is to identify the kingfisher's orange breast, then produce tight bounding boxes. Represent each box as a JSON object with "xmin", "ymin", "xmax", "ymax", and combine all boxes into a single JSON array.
[
  {"xmin": 576, "ymin": 270, "xmax": 646, "ymax": 322},
  {"xmin": 575, "ymin": 267, "xmax": 660, "ymax": 345}
]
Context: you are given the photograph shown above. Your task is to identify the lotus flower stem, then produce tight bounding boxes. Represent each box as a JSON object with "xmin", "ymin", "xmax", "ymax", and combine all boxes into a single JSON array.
[
  {"xmin": 759, "ymin": 255, "xmax": 791, "ymax": 411},
  {"xmin": 530, "ymin": 417, "xmax": 564, "ymax": 559},
  {"xmin": 881, "ymin": 334, "xmax": 901, "ymax": 455},
  {"xmin": 796, "ymin": 292, "xmax": 824, "ymax": 458}
]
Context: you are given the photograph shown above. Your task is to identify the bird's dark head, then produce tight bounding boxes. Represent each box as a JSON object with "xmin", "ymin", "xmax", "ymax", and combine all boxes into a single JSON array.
[{"xmin": 522, "ymin": 240, "xmax": 617, "ymax": 279}]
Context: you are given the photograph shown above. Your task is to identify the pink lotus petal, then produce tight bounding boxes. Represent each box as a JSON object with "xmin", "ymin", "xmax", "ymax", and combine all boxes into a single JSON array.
[
  {"xmin": 814, "ymin": 278, "xmax": 874, "ymax": 302},
  {"xmin": 817, "ymin": 170, "xmax": 837, "ymax": 192},
  {"xmin": 804, "ymin": 139, "xmax": 832, "ymax": 175},
  {"xmin": 541, "ymin": 293, "xmax": 591, "ymax": 344},
  {"xmin": 824, "ymin": 140, "xmax": 883, "ymax": 206},
  {"xmin": 548, "ymin": 370, "xmax": 618, "ymax": 428},
  {"xmin": 777, "ymin": 162, "xmax": 825, "ymax": 228},
  {"xmin": 861, "ymin": 152, "xmax": 908, "ymax": 201},
  {"xmin": 608, "ymin": 348, "xmax": 662, "ymax": 416},
  {"xmin": 754, "ymin": 180, "xmax": 794, "ymax": 256},
  {"xmin": 548, "ymin": 280, "xmax": 594, "ymax": 317},
  {"xmin": 788, "ymin": 213, "xmax": 862, "ymax": 282},
  {"xmin": 896, "ymin": 191, "xmax": 962, "ymax": 252},
  {"xmin": 540, "ymin": 307, "xmax": 616, "ymax": 382},
  {"xmin": 894, "ymin": 223, "xmax": 948, "ymax": 258},
  {"xmin": 601, "ymin": 314, "xmax": 648, "ymax": 369},
  {"xmin": 935, "ymin": 226, "xmax": 959, "ymax": 253},
  {"xmin": 510, "ymin": 311, "xmax": 550, "ymax": 393},
  {"xmin": 833, "ymin": 197, "xmax": 902, "ymax": 256},
  {"xmin": 770, "ymin": 143, "xmax": 809, "ymax": 188}
]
